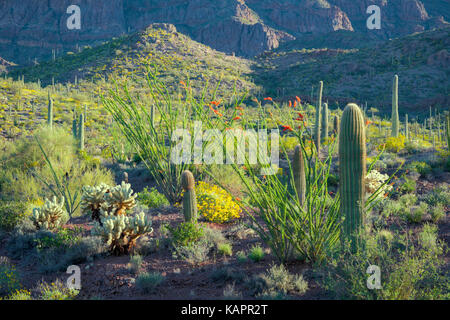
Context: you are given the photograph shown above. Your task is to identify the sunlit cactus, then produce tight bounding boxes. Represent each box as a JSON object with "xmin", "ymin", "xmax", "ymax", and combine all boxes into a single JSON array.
[
  {"xmin": 80, "ymin": 183, "xmax": 111, "ymax": 222},
  {"xmin": 181, "ymin": 170, "xmax": 198, "ymax": 223},
  {"xmin": 314, "ymin": 81, "xmax": 323, "ymax": 154},
  {"xmin": 391, "ymin": 75, "xmax": 399, "ymax": 137},
  {"xmin": 293, "ymin": 145, "xmax": 306, "ymax": 206},
  {"xmin": 32, "ymin": 196, "xmax": 66, "ymax": 231},
  {"xmin": 339, "ymin": 103, "xmax": 366, "ymax": 249},
  {"xmin": 104, "ymin": 181, "xmax": 137, "ymax": 216}
]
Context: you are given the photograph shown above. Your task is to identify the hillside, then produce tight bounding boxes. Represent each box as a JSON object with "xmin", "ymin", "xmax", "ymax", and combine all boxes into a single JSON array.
[
  {"xmin": 7, "ymin": 24, "xmax": 257, "ymax": 95},
  {"xmin": 0, "ymin": 0, "xmax": 448, "ymax": 65},
  {"xmin": 253, "ymin": 26, "xmax": 450, "ymax": 113}
]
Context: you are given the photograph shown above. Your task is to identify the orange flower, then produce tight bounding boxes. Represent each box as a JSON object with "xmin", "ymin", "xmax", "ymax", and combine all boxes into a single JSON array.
[
  {"xmin": 180, "ymin": 80, "xmax": 186, "ymax": 87},
  {"xmin": 366, "ymin": 120, "xmax": 372, "ymax": 125},
  {"xmin": 294, "ymin": 101, "xmax": 297, "ymax": 108},
  {"xmin": 264, "ymin": 97, "xmax": 273, "ymax": 101},
  {"xmin": 236, "ymin": 106, "xmax": 244, "ymax": 111},
  {"xmin": 281, "ymin": 125, "xmax": 293, "ymax": 132},
  {"xmin": 297, "ymin": 113, "xmax": 304, "ymax": 120},
  {"xmin": 252, "ymin": 98, "xmax": 259, "ymax": 103},
  {"xmin": 235, "ymin": 197, "xmax": 241, "ymax": 202},
  {"xmin": 295, "ymin": 96, "xmax": 301, "ymax": 103},
  {"xmin": 233, "ymin": 116, "xmax": 241, "ymax": 120},
  {"xmin": 210, "ymin": 100, "xmax": 221, "ymax": 106},
  {"xmin": 289, "ymin": 101, "xmax": 292, "ymax": 108},
  {"xmin": 239, "ymin": 112, "xmax": 243, "ymax": 116}
]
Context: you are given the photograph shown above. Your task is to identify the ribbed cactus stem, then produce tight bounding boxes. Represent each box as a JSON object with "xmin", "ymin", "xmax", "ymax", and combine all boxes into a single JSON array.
[
  {"xmin": 48, "ymin": 93, "xmax": 53, "ymax": 129},
  {"xmin": 445, "ymin": 113, "xmax": 450, "ymax": 150},
  {"xmin": 72, "ymin": 117, "xmax": 78, "ymax": 140},
  {"xmin": 333, "ymin": 115, "xmax": 340, "ymax": 136},
  {"xmin": 314, "ymin": 81, "xmax": 323, "ymax": 154},
  {"xmin": 123, "ymin": 172, "xmax": 129, "ymax": 183},
  {"xmin": 321, "ymin": 102, "xmax": 328, "ymax": 141},
  {"xmin": 181, "ymin": 170, "xmax": 197, "ymax": 223},
  {"xmin": 405, "ymin": 114, "xmax": 409, "ymax": 141},
  {"xmin": 293, "ymin": 145, "xmax": 306, "ymax": 206},
  {"xmin": 78, "ymin": 113, "xmax": 85, "ymax": 150},
  {"xmin": 339, "ymin": 103, "xmax": 366, "ymax": 249},
  {"xmin": 391, "ymin": 75, "xmax": 399, "ymax": 137}
]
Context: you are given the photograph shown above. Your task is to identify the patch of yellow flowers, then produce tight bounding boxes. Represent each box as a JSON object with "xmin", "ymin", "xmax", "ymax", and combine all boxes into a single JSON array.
[{"xmin": 195, "ymin": 181, "xmax": 241, "ymax": 223}]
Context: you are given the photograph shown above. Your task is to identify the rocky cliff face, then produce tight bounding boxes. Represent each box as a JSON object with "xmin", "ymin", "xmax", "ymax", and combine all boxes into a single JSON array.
[{"xmin": 0, "ymin": 0, "xmax": 447, "ymax": 65}]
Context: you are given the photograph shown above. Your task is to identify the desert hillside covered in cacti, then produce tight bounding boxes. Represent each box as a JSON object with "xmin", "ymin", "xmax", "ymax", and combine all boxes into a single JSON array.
[{"xmin": 0, "ymin": 22, "xmax": 449, "ymax": 302}]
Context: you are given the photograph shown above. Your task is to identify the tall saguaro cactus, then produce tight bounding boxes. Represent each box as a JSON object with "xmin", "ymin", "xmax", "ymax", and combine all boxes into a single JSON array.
[
  {"xmin": 339, "ymin": 103, "xmax": 366, "ymax": 249},
  {"xmin": 391, "ymin": 75, "xmax": 399, "ymax": 137},
  {"xmin": 47, "ymin": 93, "xmax": 53, "ymax": 129},
  {"xmin": 321, "ymin": 102, "xmax": 328, "ymax": 141},
  {"xmin": 78, "ymin": 113, "xmax": 85, "ymax": 150},
  {"xmin": 293, "ymin": 145, "xmax": 306, "ymax": 206},
  {"xmin": 315, "ymin": 81, "xmax": 323, "ymax": 154},
  {"xmin": 405, "ymin": 114, "xmax": 409, "ymax": 141},
  {"xmin": 446, "ymin": 113, "xmax": 450, "ymax": 150},
  {"xmin": 333, "ymin": 115, "xmax": 340, "ymax": 136},
  {"xmin": 181, "ymin": 170, "xmax": 198, "ymax": 223}
]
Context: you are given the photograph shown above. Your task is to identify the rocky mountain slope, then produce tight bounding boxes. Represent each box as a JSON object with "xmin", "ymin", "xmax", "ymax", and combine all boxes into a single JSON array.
[{"xmin": 0, "ymin": 0, "xmax": 447, "ymax": 65}]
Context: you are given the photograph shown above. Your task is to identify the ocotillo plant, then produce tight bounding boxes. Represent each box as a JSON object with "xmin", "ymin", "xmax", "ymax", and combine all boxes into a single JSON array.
[
  {"xmin": 293, "ymin": 145, "xmax": 306, "ymax": 206},
  {"xmin": 78, "ymin": 114, "xmax": 85, "ymax": 150},
  {"xmin": 181, "ymin": 170, "xmax": 197, "ymax": 223},
  {"xmin": 321, "ymin": 102, "xmax": 328, "ymax": 142},
  {"xmin": 315, "ymin": 81, "xmax": 323, "ymax": 154},
  {"xmin": 391, "ymin": 75, "xmax": 399, "ymax": 137},
  {"xmin": 47, "ymin": 93, "xmax": 53, "ymax": 129},
  {"xmin": 339, "ymin": 103, "xmax": 366, "ymax": 249},
  {"xmin": 150, "ymin": 104, "xmax": 155, "ymax": 128}
]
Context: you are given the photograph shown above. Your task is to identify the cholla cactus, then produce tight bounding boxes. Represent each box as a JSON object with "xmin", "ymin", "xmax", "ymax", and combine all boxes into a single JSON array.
[
  {"xmin": 92, "ymin": 212, "xmax": 153, "ymax": 255},
  {"xmin": 80, "ymin": 183, "xmax": 110, "ymax": 222},
  {"xmin": 365, "ymin": 170, "xmax": 392, "ymax": 201},
  {"xmin": 104, "ymin": 181, "xmax": 137, "ymax": 215},
  {"xmin": 32, "ymin": 196, "xmax": 66, "ymax": 231}
]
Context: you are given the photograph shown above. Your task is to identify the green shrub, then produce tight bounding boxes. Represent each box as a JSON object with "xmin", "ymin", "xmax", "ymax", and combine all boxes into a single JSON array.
[
  {"xmin": 404, "ymin": 202, "xmax": 428, "ymax": 223},
  {"xmin": 217, "ymin": 243, "xmax": 232, "ymax": 256},
  {"xmin": 0, "ymin": 261, "xmax": 20, "ymax": 297},
  {"xmin": 236, "ymin": 251, "xmax": 248, "ymax": 263},
  {"xmin": 0, "ymin": 202, "xmax": 29, "ymax": 231},
  {"xmin": 424, "ymin": 186, "xmax": 450, "ymax": 207},
  {"xmin": 128, "ymin": 255, "xmax": 143, "ymax": 274},
  {"xmin": 410, "ymin": 161, "xmax": 432, "ymax": 176},
  {"xmin": 431, "ymin": 204, "xmax": 445, "ymax": 223},
  {"xmin": 259, "ymin": 265, "xmax": 308, "ymax": 297},
  {"xmin": 169, "ymin": 222, "xmax": 204, "ymax": 247},
  {"xmin": 320, "ymin": 231, "xmax": 449, "ymax": 300},
  {"xmin": 38, "ymin": 279, "xmax": 79, "ymax": 300},
  {"xmin": 137, "ymin": 187, "xmax": 169, "ymax": 208},
  {"xmin": 136, "ymin": 272, "xmax": 165, "ymax": 294},
  {"xmin": 172, "ymin": 239, "xmax": 212, "ymax": 265},
  {"xmin": 248, "ymin": 245, "xmax": 265, "ymax": 262},
  {"xmin": 399, "ymin": 177, "xmax": 416, "ymax": 194},
  {"xmin": 2, "ymin": 289, "xmax": 32, "ymax": 300}
]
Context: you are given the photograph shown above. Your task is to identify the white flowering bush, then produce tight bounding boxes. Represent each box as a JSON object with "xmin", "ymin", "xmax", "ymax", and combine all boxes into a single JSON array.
[{"xmin": 365, "ymin": 170, "xmax": 392, "ymax": 201}]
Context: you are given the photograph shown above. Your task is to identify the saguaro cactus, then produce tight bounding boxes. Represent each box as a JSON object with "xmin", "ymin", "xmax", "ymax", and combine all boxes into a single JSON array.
[
  {"xmin": 391, "ymin": 75, "xmax": 399, "ymax": 137},
  {"xmin": 47, "ymin": 93, "xmax": 53, "ymax": 129},
  {"xmin": 293, "ymin": 145, "xmax": 306, "ymax": 206},
  {"xmin": 78, "ymin": 113, "xmax": 85, "ymax": 150},
  {"xmin": 333, "ymin": 115, "xmax": 340, "ymax": 136},
  {"xmin": 314, "ymin": 81, "xmax": 323, "ymax": 154},
  {"xmin": 405, "ymin": 114, "xmax": 409, "ymax": 141},
  {"xmin": 321, "ymin": 102, "xmax": 328, "ymax": 141},
  {"xmin": 446, "ymin": 113, "xmax": 450, "ymax": 150},
  {"xmin": 181, "ymin": 170, "xmax": 198, "ymax": 223},
  {"xmin": 339, "ymin": 103, "xmax": 366, "ymax": 248}
]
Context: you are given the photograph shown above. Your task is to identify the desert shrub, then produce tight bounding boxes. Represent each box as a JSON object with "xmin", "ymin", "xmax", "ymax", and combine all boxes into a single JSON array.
[
  {"xmin": 404, "ymin": 202, "xmax": 428, "ymax": 223},
  {"xmin": 172, "ymin": 239, "xmax": 212, "ymax": 265},
  {"xmin": 211, "ymin": 267, "xmax": 245, "ymax": 284},
  {"xmin": 248, "ymin": 245, "xmax": 265, "ymax": 262},
  {"xmin": 195, "ymin": 181, "xmax": 241, "ymax": 223},
  {"xmin": 217, "ymin": 243, "xmax": 232, "ymax": 256},
  {"xmin": 136, "ymin": 272, "xmax": 165, "ymax": 294},
  {"xmin": 410, "ymin": 161, "xmax": 432, "ymax": 176},
  {"xmin": 423, "ymin": 186, "xmax": 450, "ymax": 207},
  {"xmin": 2, "ymin": 289, "xmax": 32, "ymax": 300},
  {"xmin": 38, "ymin": 280, "xmax": 79, "ymax": 300},
  {"xmin": 259, "ymin": 265, "xmax": 308, "ymax": 297},
  {"xmin": 0, "ymin": 260, "xmax": 20, "ymax": 297},
  {"xmin": 399, "ymin": 177, "xmax": 416, "ymax": 194},
  {"xmin": 399, "ymin": 194, "xmax": 418, "ymax": 207},
  {"xmin": 236, "ymin": 251, "xmax": 248, "ymax": 263},
  {"xmin": 419, "ymin": 224, "xmax": 442, "ymax": 255},
  {"xmin": 137, "ymin": 187, "xmax": 169, "ymax": 208},
  {"xmin": 223, "ymin": 283, "xmax": 243, "ymax": 300},
  {"xmin": 0, "ymin": 201, "xmax": 29, "ymax": 231},
  {"xmin": 382, "ymin": 200, "xmax": 404, "ymax": 217},
  {"xmin": 381, "ymin": 135, "xmax": 405, "ymax": 153},
  {"xmin": 320, "ymin": 231, "xmax": 449, "ymax": 300},
  {"xmin": 431, "ymin": 204, "xmax": 445, "ymax": 223},
  {"xmin": 168, "ymin": 222, "xmax": 204, "ymax": 247},
  {"xmin": 128, "ymin": 255, "xmax": 143, "ymax": 274}
]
